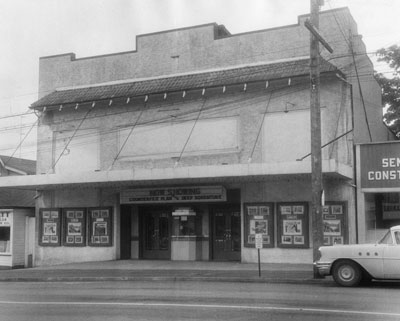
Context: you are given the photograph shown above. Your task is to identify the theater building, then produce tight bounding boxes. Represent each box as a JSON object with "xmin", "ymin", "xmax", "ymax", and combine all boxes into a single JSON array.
[{"xmin": 0, "ymin": 8, "xmax": 392, "ymax": 266}]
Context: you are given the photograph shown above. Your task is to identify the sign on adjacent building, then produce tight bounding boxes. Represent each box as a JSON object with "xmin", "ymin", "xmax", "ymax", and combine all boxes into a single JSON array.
[
  {"xmin": 120, "ymin": 186, "xmax": 227, "ymax": 204},
  {"xmin": 360, "ymin": 142, "xmax": 400, "ymax": 189}
]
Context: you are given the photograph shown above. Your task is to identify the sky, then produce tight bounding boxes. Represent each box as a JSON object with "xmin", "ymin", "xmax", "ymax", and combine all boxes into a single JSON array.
[{"xmin": 0, "ymin": 0, "xmax": 399, "ymax": 160}]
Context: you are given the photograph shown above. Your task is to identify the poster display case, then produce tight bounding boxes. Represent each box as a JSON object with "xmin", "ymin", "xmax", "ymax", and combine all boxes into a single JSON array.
[
  {"xmin": 277, "ymin": 202, "xmax": 309, "ymax": 248},
  {"xmin": 323, "ymin": 202, "xmax": 347, "ymax": 245},
  {"xmin": 39, "ymin": 208, "xmax": 61, "ymax": 246},
  {"xmin": 62, "ymin": 208, "xmax": 86, "ymax": 246},
  {"xmin": 88, "ymin": 207, "xmax": 113, "ymax": 247},
  {"xmin": 244, "ymin": 203, "xmax": 274, "ymax": 248}
]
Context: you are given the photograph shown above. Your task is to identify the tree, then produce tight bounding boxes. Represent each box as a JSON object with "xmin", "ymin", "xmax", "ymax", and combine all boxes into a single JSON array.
[{"xmin": 375, "ymin": 45, "xmax": 400, "ymax": 138}]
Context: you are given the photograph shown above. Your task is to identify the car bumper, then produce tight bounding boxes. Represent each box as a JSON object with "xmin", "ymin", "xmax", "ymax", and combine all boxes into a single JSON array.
[{"xmin": 313, "ymin": 261, "xmax": 332, "ymax": 276}]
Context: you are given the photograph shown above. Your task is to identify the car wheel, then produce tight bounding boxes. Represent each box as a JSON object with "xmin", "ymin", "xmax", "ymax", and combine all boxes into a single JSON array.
[{"xmin": 332, "ymin": 260, "xmax": 362, "ymax": 287}]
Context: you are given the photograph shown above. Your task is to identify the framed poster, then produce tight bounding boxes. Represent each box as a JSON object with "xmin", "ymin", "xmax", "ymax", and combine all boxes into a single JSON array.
[
  {"xmin": 62, "ymin": 208, "xmax": 86, "ymax": 246},
  {"xmin": 88, "ymin": 207, "xmax": 113, "ymax": 247},
  {"xmin": 277, "ymin": 202, "xmax": 309, "ymax": 248},
  {"xmin": 39, "ymin": 208, "xmax": 61, "ymax": 246},
  {"xmin": 323, "ymin": 202, "xmax": 347, "ymax": 246},
  {"xmin": 244, "ymin": 203, "xmax": 274, "ymax": 248}
]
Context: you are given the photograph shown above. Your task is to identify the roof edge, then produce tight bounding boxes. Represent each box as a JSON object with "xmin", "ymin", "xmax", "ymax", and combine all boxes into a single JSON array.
[{"xmin": 56, "ymin": 56, "xmax": 311, "ymax": 92}]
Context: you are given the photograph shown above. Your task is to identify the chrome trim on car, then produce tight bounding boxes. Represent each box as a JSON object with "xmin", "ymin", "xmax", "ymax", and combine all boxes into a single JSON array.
[{"xmin": 314, "ymin": 261, "xmax": 332, "ymax": 276}]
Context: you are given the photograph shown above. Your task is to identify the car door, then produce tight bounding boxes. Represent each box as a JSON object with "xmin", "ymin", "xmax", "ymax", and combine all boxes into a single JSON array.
[{"xmin": 383, "ymin": 231, "xmax": 400, "ymax": 279}]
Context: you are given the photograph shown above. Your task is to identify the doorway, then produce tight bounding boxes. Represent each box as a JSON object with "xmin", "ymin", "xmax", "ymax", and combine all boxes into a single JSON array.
[
  {"xmin": 211, "ymin": 206, "xmax": 241, "ymax": 261},
  {"xmin": 140, "ymin": 208, "xmax": 171, "ymax": 260}
]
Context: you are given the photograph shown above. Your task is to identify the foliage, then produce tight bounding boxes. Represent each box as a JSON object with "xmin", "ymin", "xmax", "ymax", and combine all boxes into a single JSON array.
[{"xmin": 375, "ymin": 45, "xmax": 400, "ymax": 138}]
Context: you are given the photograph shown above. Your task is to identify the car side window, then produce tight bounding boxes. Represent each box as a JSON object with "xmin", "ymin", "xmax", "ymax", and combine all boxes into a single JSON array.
[
  {"xmin": 394, "ymin": 231, "xmax": 400, "ymax": 245},
  {"xmin": 379, "ymin": 231, "xmax": 393, "ymax": 245}
]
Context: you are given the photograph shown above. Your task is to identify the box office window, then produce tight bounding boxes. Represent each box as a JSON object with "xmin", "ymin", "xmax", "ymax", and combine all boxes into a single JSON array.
[
  {"xmin": 172, "ymin": 207, "xmax": 202, "ymax": 236},
  {"xmin": 0, "ymin": 227, "xmax": 10, "ymax": 253}
]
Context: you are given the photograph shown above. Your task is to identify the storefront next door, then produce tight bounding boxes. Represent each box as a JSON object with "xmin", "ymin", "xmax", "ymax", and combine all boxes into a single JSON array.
[
  {"xmin": 211, "ymin": 206, "xmax": 241, "ymax": 261},
  {"xmin": 140, "ymin": 208, "xmax": 171, "ymax": 260}
]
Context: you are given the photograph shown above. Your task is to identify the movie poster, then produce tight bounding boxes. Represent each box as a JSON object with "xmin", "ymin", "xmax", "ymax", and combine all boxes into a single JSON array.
[
  {"xmin": 39, "ymin": 209, "xmax": 61, "ymax": 246},
  {"xmin": 88, "ymin": 208, "xmax": 113, "ymax": 246},
  {"xmin": 63, "ymin": 209, "xmax": 86, "ymax": 246},
  {"xmin": 277, "ymin": 203, "xmax": 309, "ymax": 248},
  {"xmin": 244, "ymin": 203, "xmax": 274, "ymax": 248}
]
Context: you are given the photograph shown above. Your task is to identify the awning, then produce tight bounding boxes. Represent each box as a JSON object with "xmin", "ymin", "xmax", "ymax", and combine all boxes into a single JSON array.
[{"xmin": 30, "ymin": 57, "xmax": 340, "ymax": 110}]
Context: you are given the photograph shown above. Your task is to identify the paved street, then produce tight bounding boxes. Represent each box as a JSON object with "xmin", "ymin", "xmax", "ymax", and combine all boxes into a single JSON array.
[{"xmin": 1, "ymin": 281, "xmax": 400, "ymax": 321}]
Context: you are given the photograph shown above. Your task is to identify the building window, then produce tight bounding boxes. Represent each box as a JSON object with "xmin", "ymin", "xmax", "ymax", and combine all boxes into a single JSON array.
[
  {"xmin": 54, "ymin": 129, "xmax": 99, "ymax": 173},
  {"xmin": 0, "ymin": 226, "xmax": 10, "ymax": 253},
  {"xmin": 172, "ymin": 207, "xmax": 202, "ymax": 236},
  {"xmin": 118, "ymin": 117, "xmax": 239, "ymax": 160},
  {"xmin": 366, "ymin": 193, "xmax": 400, "ymax": 230}
]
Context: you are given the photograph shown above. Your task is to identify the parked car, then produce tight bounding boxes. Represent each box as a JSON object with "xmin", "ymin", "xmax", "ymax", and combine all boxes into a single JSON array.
[{"xmin": 314, "ymin": 225, "xmax": 400, "ymax": 286}]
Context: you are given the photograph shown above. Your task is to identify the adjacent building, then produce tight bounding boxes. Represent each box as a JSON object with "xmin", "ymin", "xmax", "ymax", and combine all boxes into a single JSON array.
[
  {"xmin": 0, "ymin": 155, "xmax": 35, "ymax": 268},
  {"xmin": 0, "ymin": 7, "xmax": 392, "ymax": 266}
]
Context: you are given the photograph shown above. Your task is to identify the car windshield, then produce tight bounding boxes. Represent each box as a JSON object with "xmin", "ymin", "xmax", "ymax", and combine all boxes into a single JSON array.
[{"xmin": 379, "ymin": 230, "xmax": 394, "ymax": 245}]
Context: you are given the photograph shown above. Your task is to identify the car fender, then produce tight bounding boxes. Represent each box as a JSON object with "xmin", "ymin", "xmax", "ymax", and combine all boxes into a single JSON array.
[{"xmin": 319, "ymin": 244, "xmax": 385, "ymax": 278}]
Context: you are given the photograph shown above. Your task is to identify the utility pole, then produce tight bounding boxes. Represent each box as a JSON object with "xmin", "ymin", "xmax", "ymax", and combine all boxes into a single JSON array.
[{"xmin": 307, "ymin": 0, "xmax": 331, "ymax": 278}]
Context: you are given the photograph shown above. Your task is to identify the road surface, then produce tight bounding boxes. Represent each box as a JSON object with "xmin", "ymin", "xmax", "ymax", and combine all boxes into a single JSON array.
[{"xmin": 0, "ymin": 280, "xmax": 399, "ymax": 320}]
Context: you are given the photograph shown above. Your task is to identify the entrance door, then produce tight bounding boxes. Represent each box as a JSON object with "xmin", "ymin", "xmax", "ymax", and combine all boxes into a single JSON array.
[
  {"xmin": 141, "ymin": 209, "xmax": 171, "ymax": 260},
  {"xmin": 212, "ymin": 207, "xmax": 241, "ymax": 261}
]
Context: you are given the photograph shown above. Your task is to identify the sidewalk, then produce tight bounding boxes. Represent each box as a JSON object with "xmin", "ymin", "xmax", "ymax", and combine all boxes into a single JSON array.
[{"xmin": 0, "ymin": 260, "xmax": 332, "ymax": 284}]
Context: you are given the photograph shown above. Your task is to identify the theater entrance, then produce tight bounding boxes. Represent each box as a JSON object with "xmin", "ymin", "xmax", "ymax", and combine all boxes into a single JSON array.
[
  {"xmin": 211, "ymin": 206, "xmax": 241, "ymax": 261},
  {"xmin": 140, "ymin": 208, "xmax": 171, "ymax": 260}
]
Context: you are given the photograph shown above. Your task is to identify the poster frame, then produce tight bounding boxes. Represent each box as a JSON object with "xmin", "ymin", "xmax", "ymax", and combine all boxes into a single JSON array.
[
  {"xmin": 87, "ymin": 207, "xmax": 113, "ymax": 247},
  {"xmin": 277, "ymin": 202, "xmax": 309, "ymax": 248},
  {"xmin": 244, "ymin": 202, "xmax": 274, "ymax": 248},
  {"xmin": 39, "ymin": 208, "xmax": 61, "ymax": 247},
  {"xmin": 62, "ymin": 208, "xmax": 87, "ymax": 247}
]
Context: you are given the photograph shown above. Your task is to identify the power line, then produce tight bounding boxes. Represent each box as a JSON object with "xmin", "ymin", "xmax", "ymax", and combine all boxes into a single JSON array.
[
  {"xmin": 50, "ymin": 105, "xmax": 94, "ymax": 173},
  {"xmin": 109, "ymin": 100, "xmax": 147, "ymax": 169},
  {"xmin": 2, "ymin": 119, "xmax": 38, "ymax": 168},
  {"xmin": 175, "ymin": 97, "xmax": 207, "ymax": 166}
]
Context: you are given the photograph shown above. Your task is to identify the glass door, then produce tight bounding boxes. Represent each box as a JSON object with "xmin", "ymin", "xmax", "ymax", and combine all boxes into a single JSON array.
[
  {"xmin": 141, "ymin": 209, "xmax": 171, "ymax": 260},
  {"xmin": 211, "ymin": 207, "xmax": 241, "ymax": 261}
]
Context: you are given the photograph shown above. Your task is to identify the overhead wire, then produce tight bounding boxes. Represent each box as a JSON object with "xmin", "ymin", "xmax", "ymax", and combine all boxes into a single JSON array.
[
  {"xmin": 50, "ymin": 104, "xmax": 95, "ymax": 173},
  {"xmin": 175, "ymin": 97, "xmax": 208, "ymax": 166},
  {"xmin": 2, "ymin": 119, "xmax": 38, "ymax": 167},
  {"xmin": 109, "ymin": 100, "xmax": 147, "ymax": 169},
  {"xmin": 326, "ymin": 0, "xmax": 374, "ymax": 141}
]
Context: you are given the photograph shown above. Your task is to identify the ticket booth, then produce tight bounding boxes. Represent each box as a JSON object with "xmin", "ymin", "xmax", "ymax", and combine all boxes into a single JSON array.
[{"xmin": 0, "ymin": 208, "xmax": 35, "ymax": 269}]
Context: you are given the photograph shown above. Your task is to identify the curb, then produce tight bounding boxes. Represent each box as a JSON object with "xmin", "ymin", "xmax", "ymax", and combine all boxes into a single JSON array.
[{"xmin": 0, "ymin": 275, "xmax": 331, "ymax": 284}]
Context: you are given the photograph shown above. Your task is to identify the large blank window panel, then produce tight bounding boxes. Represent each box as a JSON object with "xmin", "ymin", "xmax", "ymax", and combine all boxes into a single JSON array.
[
  {"xmin": 55, "ymin": 129, "xmax": 99, "ymax": 173},
  {"xmin": 118, "ymin": 117, "xmax": 238, "ymax": 159},
  {"xmin": 263, "ymin": 110, "xmax": 326, "ymax": 163}
]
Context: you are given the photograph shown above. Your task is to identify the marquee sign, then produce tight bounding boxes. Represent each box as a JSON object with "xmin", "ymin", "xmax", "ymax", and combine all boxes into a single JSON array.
[
  {"xmin": 120, "ymin": 186, "xmax": 227, "ymax": 204},
  {"xmin": 360, "ymin": 142, "xmax": 400, "ymax": 189}
]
